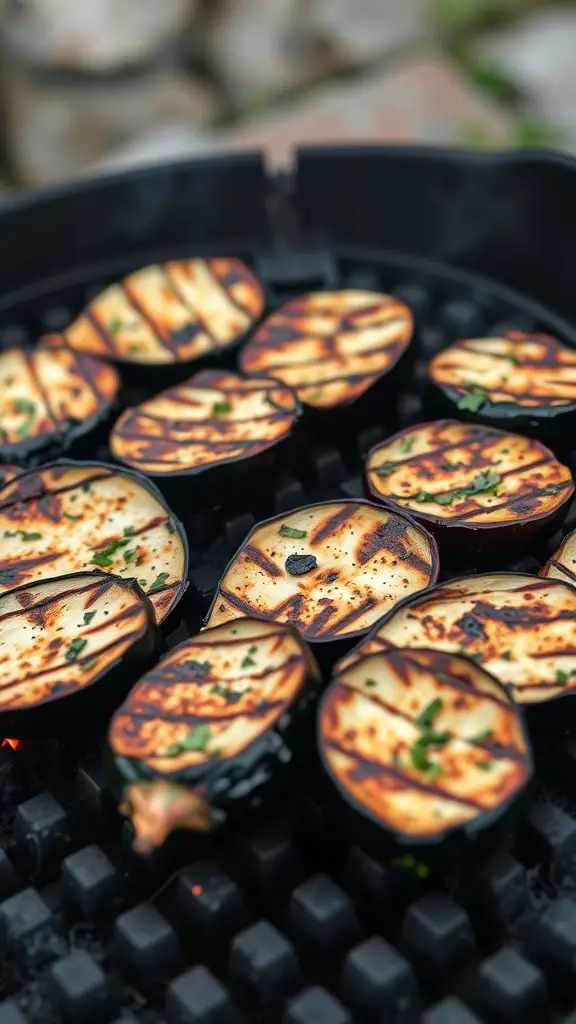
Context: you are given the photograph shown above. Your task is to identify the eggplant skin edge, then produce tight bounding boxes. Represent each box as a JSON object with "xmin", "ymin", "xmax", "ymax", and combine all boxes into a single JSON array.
[
  {"xmin": 0, "ymin": 458, "xmax": 191, "ymax": 626},
  {"xmin": 319, "ymin": 648, "xmax": 533, "ymax": 855},
  {"xmin": 203, "ymin": 499, "xmax": 441, "ymax": 645},
  {"xmin": 0, "ymin": 570, "xmax": 159, "ymax": 736}
]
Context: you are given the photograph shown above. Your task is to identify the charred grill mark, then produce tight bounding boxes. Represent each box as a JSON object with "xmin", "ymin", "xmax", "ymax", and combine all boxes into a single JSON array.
[
  {"xmin": 172, "ymin": 628, "xmax": 291, "ymax": 650},
  {"xmin": 121, "ymin": 695, "xmax": 288, "ymax": 730},
  {"xmin": 72, "ymin": 351, "xmax": 105, "ymax": 404},
  {"xmin": 0, "ymin": 551, "xmax": 61, "ymax": 585},
  {"xmin": 83, "ymin": 308, "xmax": 115, "ymax": 353},
  {"xmin": 324, "ymin": 737, "xmax": 486, "ymax": 811},
  {"xmin": 471, "ymin": 600, "xmax": 576, "ymax": 627},
  {"xmin": 23, "ymin": 351, "xmax": 57, "ymax": 429},
  {"xmin": 455, "ymin": 614, "xmax": 488, "ymax": 641},
  {"xmin": 0, "ymin": 472, "xmax": 111, "ymax": 512},
  {"xmin": 122, "ymin": 280, "xmax": 175, "ymax": 357},
  {"xmin": 244, "ymin": 544, "xmax": 283, "ymax": 578},
  {"xmin": 206, "ymin": 260, "xmax": 254, "ymax": 319},
  {"xmin": 391, "ymin": 650, "xmax": 514, "ymax": 710},
  {"xmin": 311, "ymin": 506, "xmax": 359, "ymax": 545},
  {"xmin": 217, "ymin": 589, "xmax": 259, "ymax": 617},
  {"xmin": 0, "ymin": 579, "xmax": 104, "ymax": 625},
  {"xmin": 307, "ymin": 604, "xmax": 338, "ymax": 636},
  {"xmin": 38, "ymin": 493, "xmax": 62, "ymax": 522},
  {"xmin": 448, "ymin": 480, "xmax": 574, "ymax": 521},
  {"xmin": 323, "ymin": 598, "xmax": 379, "ymax": 637},
  {"xmin": 162, "ymin": 265, "xmax": 216, "ymax": 345},
  {"xmin": 546, "ymin": 558, "xmax": 576, "ymax": 583},
  {"xmin": 0, "ymin": 627, "xmax": 146, "ymax": 693}
]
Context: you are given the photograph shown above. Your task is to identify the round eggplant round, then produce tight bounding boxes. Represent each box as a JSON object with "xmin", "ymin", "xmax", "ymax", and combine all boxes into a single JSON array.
[
  {"xmin": 0, "ymin": 571, "xmax": 158, "ymax": 737},
  {"xmin": 106, "ymin": 616, "xmax": 321, "ymax": 854},
  {"xmin": 0, "ymin": 345, "xmax": 120, "ymax": 466},
  {"xmin": 319, "ymin": 648, "xmax": 532, "ymax": 860},
  {"xmin": 540, "ymin": 528, "xmax": 576, "ymax": 587},
  {"xmin": 110, "ymin": 369, "xmax": 300, "ymax": 488},
  {"xmin": 204, "ymin": 500, "xmax": 439, "ymax": 661},
  {"xmin": 240, "ymin": 290, "xmax": 413, "ymax": 411},
  {"xmin": 365, "ymin": 419, "xmax": 573, "ymax": 551},
  {"xmin": 335, "ymin": 572, "xmax": 576, "ymax": 722},
  {"xmin": 43, "ymin": 258, "xmax": 265, "ymax": 370},
  {"xmin": 428, "ymin": 332, "xmax": 576, "ymax": 436},
  {"xmin": 0, "ymin": 460, "xmax": 189, "ymax": 623}
]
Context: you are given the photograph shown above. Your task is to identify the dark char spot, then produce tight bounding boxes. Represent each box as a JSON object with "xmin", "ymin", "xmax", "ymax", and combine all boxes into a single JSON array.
[{"xmin": 285, "ymin": 554, "xmax": 318, "ymax": 576}]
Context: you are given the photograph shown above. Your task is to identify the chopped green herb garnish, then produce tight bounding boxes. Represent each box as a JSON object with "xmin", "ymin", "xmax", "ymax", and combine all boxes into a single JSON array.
[
  {"xmin": 501, "ymin": 449, "xmax": 510, "ymax": 455},
  {"xmin": 139, "ymin": 579, "xmax": 147, "ymax": 587},
  {"xmin": 65, "ymin": 638, "xmax": 87, "ymax": 662},
  {"xmin": 123, "ymin": 526, "xmax": 135, "ymax": 537},
  {"xmin": 415, "ymin": 470, "xmax": 501, "ymax": 507},
  {"xmin": 458, "ymin": 389, "xmax": 487, "ymax": 413},
  {"xmin": 556, "ymin": 669, "xmax": 570, "ymax": 685},
  {"xmin": 3, "ymin": 529, "xmax": 42, "ymax": 541},
  {"xmin": 440, "ymin": 461, "xmax": 459, "ymax": 470},
  {"xmin": 90, "ymin": 537, "xmax": 129, "ymax": 567},
  {"xmin": 470, "ymin": 730, "xmax": 493, "ymax": 743},
  {"xmin": 128, "ymin": 344, "xmax": 141, "ymax": 353},
  {"xmin": 410, "ymin": 741, "xmax": 444, "ymax": 777},
  {"xmin": 391, "ymin": 855, "xmax": 430, "ymax": 880},
  {"xmin": 150, "ymin": 572, "xmax": 170, "ymax": 592},
  {"xmin": 365, "ymin": 678, "xmax": 377, "ymax": 688},
  {"xmin": 376, "ymin": 463, "xmax": 396, "ymax": 477},
  {"xmin": 79, "ymin": 659, "xmax": 98, "ymax": 673},
  {"xmin": 13, "ymin": 398, "xmax": 36, "ymax": 414},
  {"xmin": 476, "ymin": 761, "xmax": 492, "ymax": 771},
  {"xmin": 210, "ymin": 684, "xmax": 237, "ymax": 701},
  {"xmin": 400, "ymin": 437, "xmax": 414, "ymax": 453},
  {"xmin": 416, "ymin": 698, "xmax": 443, "ymax": 729},
  {"xmin": 506, "ymin": 352, "xmax": 521, "ymax": 364},
  {"xmin": 419, "ymin": 730, "xmax": 451, "ymax": 748},
  {"xmin": 165, "ymin": 724, "xmax": 212, "ymax": 756},
  {"xmin": 248, "ymin": 645, "xmax": 258, "ymax": 654},
  {"xmin": 124, "ymin": 548, "xmax": 138, "ymax": 564},
  {"xmin": 63, "ymin": 512, "xmax": 81, "ymax": 520},
  {"xmin": 540, "ymin": 485, "xmax": 564, "ymax": 496},
  {"xmin": 241, "ymin": 654, "xmax": 256, "ymax": 669},
  {"xmin": 83, "ymin": 611, "xmax": 96, "ymax": 625},
  {"xmin": 502, "ymin": 650, "xmax": 512, "ymax": 660},
  {"xmin": 465, "ymin": 650, "xmax": 484, "ymax": 663},
  {"xmin": 15, "ymin": 398, "xmax": 37, "ymax": 438},
  {"xmin": 212, "ymin": 401, "xmax": 231, "ymax": 416},
  {"xmin": 279, "ymin": 525, "xmax": 307, "ymax": 539},
  {"xmin": 108, "ymin": 319, "xmax": 124, "ymax": 333}
]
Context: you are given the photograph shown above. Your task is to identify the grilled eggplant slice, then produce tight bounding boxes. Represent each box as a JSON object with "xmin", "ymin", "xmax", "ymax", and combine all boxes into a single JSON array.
[
  {"xmin": 336, "ymin": 573, "xmax": 576, "ymax": 719},
  {"xmin": 204, "ymin": 501, "xmax": 439, "ymax": 659},
  {"xmin": 319, "ymin": 648, "xmax": 531, "ymax": 859},
  {"xmin": 0, "ymin": 346, "xmax": 120, "ymax": 465},
  {"xmin": 107, "ymin": 616, "xmax": 321, "ymax": 853},
  {"xmin": 365, "ymin": 420, "xmax": 573, "ymax": 550},
  {"xmin": 540, "ymin": 528, "xmax": 576, "ymax": 587},
  {"xmin": 240, "ymin": 290, "xmax": 413, "ymax": 410},
  {"xmin": 428, "ymin": 332, "xmax": 576, "ymax": 436},
  {"xmin": 110, "ymin": 369, "xmax": 300, "ymax": 481},
  {"xmin": 0, "ymin": 461, "xmax": 188, "ymax": 623},
  {"xmin": 44, "ymin": 258, "xmax": 264, "ymax": 369},
  {"xmin": 0, "ymin": 572, "xmax": 157, "ymax": 736}
]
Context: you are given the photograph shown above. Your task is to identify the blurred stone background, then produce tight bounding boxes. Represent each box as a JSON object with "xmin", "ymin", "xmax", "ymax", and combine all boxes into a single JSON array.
[{"xmin": 0, "ymin": 0, "xmax": 574, "ymax": 190}]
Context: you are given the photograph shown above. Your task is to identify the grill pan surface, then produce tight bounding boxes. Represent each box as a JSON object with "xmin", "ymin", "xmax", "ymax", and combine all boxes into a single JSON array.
[{"xmin": 0, "ymin": 148, "xmax": 576, "ymax": 1023}]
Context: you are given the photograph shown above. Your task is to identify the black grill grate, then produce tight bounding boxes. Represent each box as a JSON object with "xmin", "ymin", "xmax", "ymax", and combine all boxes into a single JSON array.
[{"xmin": 1, "ymin": 153, "xmax": 576, "ymax": 1023}]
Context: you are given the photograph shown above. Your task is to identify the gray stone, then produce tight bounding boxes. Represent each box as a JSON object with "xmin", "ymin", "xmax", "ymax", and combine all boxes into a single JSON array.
[
  {"xmin": 1, "ymin": 0, "xmax": 195, "ymax": 73},
  {"xmin": 1, "ymin": 58, "xmax": 220, "ymax": 186},
  {"xmin": 308, "ymin": 0, "xmax": 429, "ymax": 65},
  {"xmin": 204, "ymin": 0, "xmax": 339, "ymax": 106},
  {"xmin": 479, "ymin": 8, "xmax": 576, "ymax": 135},
  {"xmin": 218, "ymin": 54, "xmax": 512, "ymax": 169}
]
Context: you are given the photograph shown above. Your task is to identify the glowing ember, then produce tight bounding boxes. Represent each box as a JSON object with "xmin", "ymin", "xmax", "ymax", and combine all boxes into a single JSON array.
[{"xmin": 2, "ymin": 738, "xmax": 20, "ymax": 750}]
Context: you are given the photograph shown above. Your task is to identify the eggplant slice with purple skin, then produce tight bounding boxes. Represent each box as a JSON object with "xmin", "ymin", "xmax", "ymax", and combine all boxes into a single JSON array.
[
  {"xmin": 240, "ymin": 290, "xmax": 413, "ymax": 410},
  {"xmin": 335, "ymin": 572, "xmax": 576, "ymax": 720},
  {"xmin": 106, "ymin": 616, "xmax": 321, "ymax": 854},
  {"xmin": 540, "ymin": 528, "xmax": 576, "ymax": 587},
  {"xmin": 0, "ymin": 345, "xmax": 120, "ymax": 466},
  {"xmin": 428, "ymin": 332, "xmax": 576, "ymax": 436},
  {"xmin": 365, "ymin": 419, "xmax": 573, "ymax": 550},
  {"xmin": 110, "ymin": 369, "xmax": 300, "ymax": 479},
  {"xmin": 0, "ymin": 461, "xmax": 188, "ymax": 623},
  {"xmin": 43, "ymin": 258, "xmax": 265, "ymax": 369},
  {"xmin": 319, "ymin": 648, "xmax": 532, "ymax": 859},
  {"xmin": 0, "ymin": 465, "xmax": 20, "ymax": 487},
  {"xmin": 204, "ymin": 501, "xmax": 439, "ymax": 657},
  {"xmin": 0, "ymin": 571, "xmax": 158, "ymax": 737}
]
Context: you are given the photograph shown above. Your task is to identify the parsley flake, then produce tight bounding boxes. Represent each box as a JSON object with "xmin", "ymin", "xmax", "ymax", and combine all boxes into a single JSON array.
[
  {"xmin": 476, "ymin": 761, "xmax": 492, "ymax": 771},
  {"xmin": 63, "ymin": 512, "xmax": 81, "ymax": 520},
  {"xmin": 150, "ymin": 572, "xmax": 170, "ymax": 592},
  {"xmin": 212, "ymin": 401, "xmax": 231, "ymax": 416},
  {"xmin": 470, "ymin": 729, "xmax": 493, "ymax": 743},
  {"xmin": 65, "ymin": 638, "xmax": 87, "ymax": 662},
  {"xmin": 4, "ymin": 529, "xmax": 42, "ymax": 541},
  {"xmin": 279, "ymin": 525, "xmax": 307, "ymax": 539},
  {"xmin": 241, "ymin": 654, "xmax": 256, "ymax": 669},
  {"xmin": 90, "ymin": 537, "xmax": 129, "ymax": 567},
  {"xmin": 165, "ymin": 724, "xmax": 212, "ymax": 756},
  {"xmin": 416, "ymin": 699, "xmax": 443, "ymax": 729},
  {"xmin": 376, "ymin": 463, "xmax": 396, "ymax": 477},
  {"xmin": 556, "ymin": 669, "xmax": 570, "ymax": 685},
  {"xmin": 400, "ymin": 437, "xmax": 414, "ymax": 453},
  {"xmin": 458, "ymin": 389, "xmax": 487, "ymax": 413},
  {"xmin": 83, "ymin": 611, "xmax": 96, "ymax": 625}
]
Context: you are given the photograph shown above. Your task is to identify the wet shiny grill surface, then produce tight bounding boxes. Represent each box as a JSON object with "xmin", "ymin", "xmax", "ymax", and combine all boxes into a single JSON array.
[{"xmin": 1, "ymin": 244, "xmax": 576, "ymax": 1024}]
